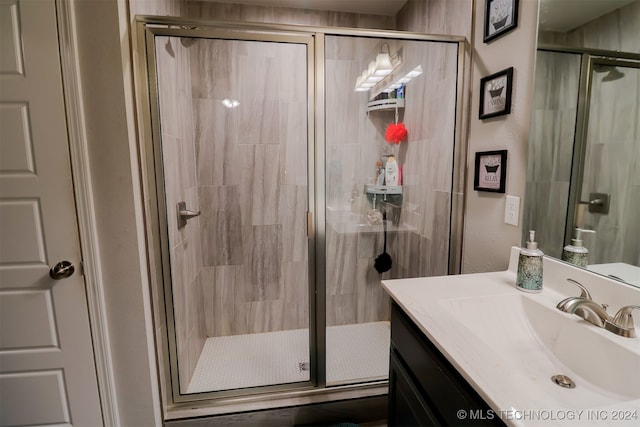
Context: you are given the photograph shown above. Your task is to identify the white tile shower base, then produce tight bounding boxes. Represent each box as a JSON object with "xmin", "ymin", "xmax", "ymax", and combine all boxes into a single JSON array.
[{"xmin": 187, "ymin": 321, "xmax": 390, "ymax": 393}]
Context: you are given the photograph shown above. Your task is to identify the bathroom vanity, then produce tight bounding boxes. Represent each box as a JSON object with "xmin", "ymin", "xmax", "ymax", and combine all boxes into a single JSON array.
[
  {"xmin": 382, "ymin": 247, "xmax": 640, "ymax": 426},
  {"xmin": 388, "ymin": 302, "xmax": 505, "ymax": 426}
]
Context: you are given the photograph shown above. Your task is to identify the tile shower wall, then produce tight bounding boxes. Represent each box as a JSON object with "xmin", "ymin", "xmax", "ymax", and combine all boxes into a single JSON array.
[
  {"xmin": 172, "ymin": 1, "xmax": 394, "ymax": 338},
  {"xmin": 325, "ymin": 36, "xmax": 459, "ymax": 326},
  {"xmin": 145, "ymin": 2, "xmax": 403, "ymax": 392},
  {"xmin": 396, "ymin": 0, "xmax": 472, "ymax": 37},
  {"xmin": 153, "ymin": 0, "xmax": 464, "ymax": 357},
  {"xmin": 183, "ymin": 1, "xmax": 395, "ymax": 29},
  {"xmin": 189, "ymin": 38, "xmax": 309, "ymax": 337},
  {"xmin": 396, "ymin": 0, "xmax": 473, "ymax": 274},
  {"xmin": 155, "ymin": 36, "xmax": 206, "ymax": 392},
  {"xmin": 394, "ymin": 41, "xmax": 459, "ymax": 278}
]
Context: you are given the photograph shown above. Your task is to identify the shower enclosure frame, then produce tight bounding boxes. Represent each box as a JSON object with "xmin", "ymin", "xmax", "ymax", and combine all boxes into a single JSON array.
[{"xmin": 133, "ymin": 15, "xmax": 467, "ymax": 414}]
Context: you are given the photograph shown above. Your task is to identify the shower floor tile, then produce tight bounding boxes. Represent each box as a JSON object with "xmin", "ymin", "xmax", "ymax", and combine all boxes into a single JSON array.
[{"xmin": 187, "ymin": 321, "xmax": 390, "ymax": 393}]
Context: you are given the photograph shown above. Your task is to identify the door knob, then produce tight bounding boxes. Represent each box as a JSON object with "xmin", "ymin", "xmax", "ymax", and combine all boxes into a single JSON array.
[{"xmin": 49, "ymin": 261, "xmax": 75, "ymax": 280}]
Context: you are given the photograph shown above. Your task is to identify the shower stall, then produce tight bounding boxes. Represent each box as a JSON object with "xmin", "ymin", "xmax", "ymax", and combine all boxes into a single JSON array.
[{"xmin": 135, "ymin": 17, "xmax": 465, "ymax": 406}]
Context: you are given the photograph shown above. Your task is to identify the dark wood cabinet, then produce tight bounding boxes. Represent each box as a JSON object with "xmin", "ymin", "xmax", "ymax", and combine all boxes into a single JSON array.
[{"xmin": 388, "ymin": 303, "xmax": 506, "ymax": 427}]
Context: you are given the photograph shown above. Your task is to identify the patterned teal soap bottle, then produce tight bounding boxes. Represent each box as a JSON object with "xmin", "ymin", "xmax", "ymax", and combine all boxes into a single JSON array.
[{"xmin": 516, "ymin": 230, "xmax": 544, "ymax": 293}]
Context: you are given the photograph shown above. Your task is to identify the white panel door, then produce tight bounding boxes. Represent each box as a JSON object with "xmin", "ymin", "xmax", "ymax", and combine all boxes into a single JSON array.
[{"xmin": 0, "ymin": 0, "xmax": 102, "ymax": 425}]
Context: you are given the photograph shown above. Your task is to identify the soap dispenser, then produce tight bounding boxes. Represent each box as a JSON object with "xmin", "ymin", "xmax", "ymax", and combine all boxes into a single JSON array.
[
  {"xmin": 561, "ymin": 227, "xmax": 596, "ymax": 268},
  {"xmin": 516, "ymin": 230, "xmax": 544, "ymax": 293}
]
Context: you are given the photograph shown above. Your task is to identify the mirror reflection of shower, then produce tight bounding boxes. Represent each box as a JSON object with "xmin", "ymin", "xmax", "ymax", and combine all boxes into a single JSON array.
[{"xmin": 523, "ymin": 50, "xmax": 640, "ymax": 288}]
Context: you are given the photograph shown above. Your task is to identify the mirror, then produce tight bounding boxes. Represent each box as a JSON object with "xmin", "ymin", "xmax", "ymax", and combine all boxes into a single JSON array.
[{"xmin": 524, "ymin": 0, "xmax": 640, "ymax": 287}]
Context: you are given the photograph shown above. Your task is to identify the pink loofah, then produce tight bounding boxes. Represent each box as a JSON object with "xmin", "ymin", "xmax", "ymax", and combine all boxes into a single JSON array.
[{"xmin": 384, "ymin": 122, "xmax": 408, "ymax": 144}]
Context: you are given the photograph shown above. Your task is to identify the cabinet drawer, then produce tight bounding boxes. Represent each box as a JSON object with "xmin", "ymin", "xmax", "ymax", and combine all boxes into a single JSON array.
[{"xmin": 391, "ymin": 303, "xmax": 504, "ymax": 426}]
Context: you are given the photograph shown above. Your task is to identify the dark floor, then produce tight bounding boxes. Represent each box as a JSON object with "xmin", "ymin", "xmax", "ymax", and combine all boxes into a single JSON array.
[{"xmin": 164, "ymin": 395, "xmax": 387, "ymax": 427}]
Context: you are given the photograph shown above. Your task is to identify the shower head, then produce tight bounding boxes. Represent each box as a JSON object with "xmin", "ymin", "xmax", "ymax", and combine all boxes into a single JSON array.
[
  {"xmin": 602, "ymin": 68, "xmax": 625, "ymax": 82},
  {"xmin": 593, "ymin": 64, "xmax": 625, "ymax": 82},
  {"xmin": 593, "ymin": 64, "xmax": 609, "ymax": 73},
  {"xmin": 181, "ymin": 38, "xmax": 197, "ymax": 48}
]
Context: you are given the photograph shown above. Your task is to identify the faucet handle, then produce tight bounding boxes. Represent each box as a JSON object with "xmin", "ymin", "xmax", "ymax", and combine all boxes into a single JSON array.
[
  {"xmin": 612, "ymin": 305, "xmax": 640, "ymax": 329},
  {"xmin": 566, "ymin": 278, "xmax": 592, "ymax": 299},
  {"xmin": 604, "ymin": 305, "xmax": 639, "ymax": 338}
]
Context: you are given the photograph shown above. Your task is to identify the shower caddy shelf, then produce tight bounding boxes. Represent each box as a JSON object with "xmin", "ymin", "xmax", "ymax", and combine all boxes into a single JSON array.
[
  {"xmin": 365, "ymin": 184, "xmax": 403, "ymax": 206},
  {"xmin": 366, "ymin": 98, "xmax": 405, "ymax": 112}
]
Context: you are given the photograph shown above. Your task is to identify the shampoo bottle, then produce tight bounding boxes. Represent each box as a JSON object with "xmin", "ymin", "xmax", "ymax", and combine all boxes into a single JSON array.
[
  {"xmin": 516, "ymin": 230, "xmax": 544, "ymax": 293},
  {"xmin": 561, "ymin": 227, "xmax": 596, "ymax": 267},
  {"xmin": 385, "ymin": 155, "xmax": 399, "ymax": 187}
]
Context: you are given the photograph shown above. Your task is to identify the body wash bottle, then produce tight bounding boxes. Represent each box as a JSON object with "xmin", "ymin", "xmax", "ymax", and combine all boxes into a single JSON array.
[
  {"xmin": 385, "ymin": 155, "xmax": 399, "ymax": 187},
  {"xmin": 561, "ymin": 227, "xmax": 595, "ymax": 268},
  {"xmin": 516, "ymin": 230, "xmax": 544, "ymax": 293}
]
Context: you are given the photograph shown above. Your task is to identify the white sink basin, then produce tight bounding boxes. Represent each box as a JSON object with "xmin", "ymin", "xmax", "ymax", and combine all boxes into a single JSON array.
[
  {"xmin": 440, "ymin": 293, "xmax": 640, "ymax": 405},
  {"xmin": 382, "ymin": 248, "xmax": 640, "ymax": 426}
]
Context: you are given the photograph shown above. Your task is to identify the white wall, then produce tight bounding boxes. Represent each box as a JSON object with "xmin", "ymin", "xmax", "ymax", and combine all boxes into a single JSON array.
[
  {"xmin": 461, "ymin": 0, "xmax": 539, "ymax": 273},
  {"xmin": 72, "ymin": 0, "xmax": 164, "ymax": 425}
]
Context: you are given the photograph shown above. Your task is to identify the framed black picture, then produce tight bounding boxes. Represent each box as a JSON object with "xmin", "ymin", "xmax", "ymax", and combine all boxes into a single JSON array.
[
  {"xmin": 474, "ymin": 150, "xmax": 507, "ymax": 193},
  {"xmin": 484, "ymin": 0, "xmax": 519, "ymax": 43},
  {"xmin": 479, "ymin": 67, "xmax": 513, "ymax": 119}
]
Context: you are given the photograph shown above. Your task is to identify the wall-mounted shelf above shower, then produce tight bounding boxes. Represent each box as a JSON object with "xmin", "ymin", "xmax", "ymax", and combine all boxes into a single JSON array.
[
  {"xmin": 365, "ymin": 184, "xmax": 403, "ymax": 205},
  {"xmin": 366, "ymin": 98, "xmax": 405, "ymax": 112}
]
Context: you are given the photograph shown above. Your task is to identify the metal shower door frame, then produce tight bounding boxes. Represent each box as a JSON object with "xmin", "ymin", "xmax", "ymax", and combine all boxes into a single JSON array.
[
  {"xmin": 136, "ymin": 21, "xmax": 318, "ymax": 404},
  {"xmin": 133, "ymin": 15, "xmax": 468, "ymax": 413}
]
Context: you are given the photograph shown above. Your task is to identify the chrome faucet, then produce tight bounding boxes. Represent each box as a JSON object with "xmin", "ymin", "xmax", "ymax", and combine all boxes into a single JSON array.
[
  {"xmin": 556, "ymin": 279, "xmax": 606, "ymax": 326},
  {"xmin": 556, "ymin": 279, "xmax": 639, "ymax": 338},
  {"xmin": 559, "ymin": 298, "xmax": 609, "ymax": 327}
]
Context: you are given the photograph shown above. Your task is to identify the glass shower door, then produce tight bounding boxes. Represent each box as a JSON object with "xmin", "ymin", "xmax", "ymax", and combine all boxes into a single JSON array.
[
  {"xmin": 323, "ymin": 35, "xmax": 460, "ymax": 386},
  {"xmin": 152, "ymin": 33, "xmax": 313, "ymax": 394}
]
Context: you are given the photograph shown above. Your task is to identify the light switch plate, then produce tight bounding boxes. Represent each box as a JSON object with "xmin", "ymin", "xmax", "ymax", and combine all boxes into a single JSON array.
[{"xmin": 505, "ymin": 195, "xmax": 520, "ymax": 226}]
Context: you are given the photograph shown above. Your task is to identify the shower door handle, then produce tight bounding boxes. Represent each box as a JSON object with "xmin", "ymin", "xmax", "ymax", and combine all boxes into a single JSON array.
[
  {"xmin": 579, "ymin": 192, "xmax": 610, "ymax": 214},
  {"xmin": 177, "ymin": 201, "xmax": 201, "ymax": 229}
]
